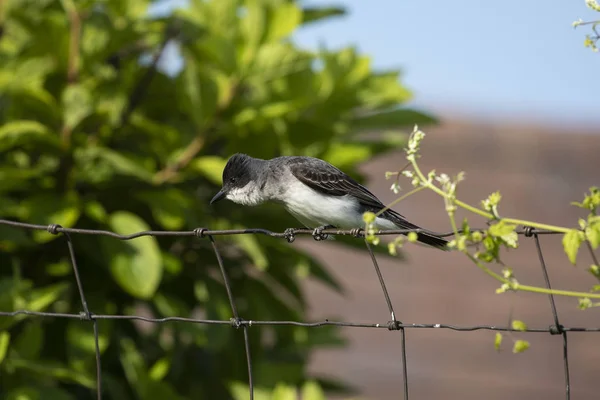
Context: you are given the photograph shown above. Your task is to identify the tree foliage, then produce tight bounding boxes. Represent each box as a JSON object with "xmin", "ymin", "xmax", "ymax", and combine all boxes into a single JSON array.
[{"xmin": 0, "ymin": 0, "xmax": 434, "ymax": 398}]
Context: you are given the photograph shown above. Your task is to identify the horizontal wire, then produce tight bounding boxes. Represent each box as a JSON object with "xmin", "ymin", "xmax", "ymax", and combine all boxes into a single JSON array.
[
  {"xmin": 1, "ymin": 310, "xmax": 599, "ymax": 332},
  {"xmin": 0, "ymin": 218, "xmax": 561, "ymax": 240}
]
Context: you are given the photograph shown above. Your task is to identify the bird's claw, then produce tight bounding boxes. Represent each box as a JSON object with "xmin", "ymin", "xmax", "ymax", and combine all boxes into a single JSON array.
[
  {"xmin": 312, "ymin": 226, "xmax": 329, "ymax": 241},
  {"xmin": 284, "ymin": 228, "xmax": 296, "ymax": 243}
]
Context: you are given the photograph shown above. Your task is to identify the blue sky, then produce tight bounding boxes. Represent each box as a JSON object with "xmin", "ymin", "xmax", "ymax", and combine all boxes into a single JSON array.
[
  {"xmin": 152, "ymin": 0, "xmax": 600, "ymax": 129},
  {"xmin": 294, "ymin": 0, "xmax": 600, "ymax": 129}
]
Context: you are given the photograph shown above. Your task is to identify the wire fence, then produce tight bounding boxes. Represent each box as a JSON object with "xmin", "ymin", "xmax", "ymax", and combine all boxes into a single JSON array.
[{"xmin": 0, "ymin": 218, "xmax": 599, "ymax": 400}]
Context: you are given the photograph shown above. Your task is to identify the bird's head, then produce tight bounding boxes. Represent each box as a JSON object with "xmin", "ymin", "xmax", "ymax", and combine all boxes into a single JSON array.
[{"xmin": 210, "ymin": 153, "xmax": 262, "ymax": 206}]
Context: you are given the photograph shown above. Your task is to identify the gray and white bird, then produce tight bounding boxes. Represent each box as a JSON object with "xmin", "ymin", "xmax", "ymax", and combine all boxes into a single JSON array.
[{"xmin": 210, "ymin": 153, "xmax": 447, "ymax": 249}]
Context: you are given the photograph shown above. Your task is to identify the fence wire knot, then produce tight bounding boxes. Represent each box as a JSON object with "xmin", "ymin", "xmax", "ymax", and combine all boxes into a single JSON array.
[
  {"xmin": 79, "ymin": 311, "xmax": 93, "ymax": 321},
  {"xmin": 524, "ymin": 226, "xmax": 534, "ymax": 237},
  {"xmin": 193, "ymin": 227, "xmax": 207, "ymax": 238},
  {"xmin": 350, "ymin": 228, "xmax": 363, "ymax": 237},
  {"xmin": 550, "ymin": 324, "xmax": 565, "ymax": 335},
  {"xmin": 283, "ymin": 228, "xmax": 296, "ymax": 243},
  {"xmin": 387, "ymin": 320, "xmax": 402, "ymax": 331},
  {"xmin": 230, "ymin": 317, "xmax": 245, "ymax": 329},
  {"xmin": 47, "ymin": 224, "xmax": 62, "ymax": 235}
]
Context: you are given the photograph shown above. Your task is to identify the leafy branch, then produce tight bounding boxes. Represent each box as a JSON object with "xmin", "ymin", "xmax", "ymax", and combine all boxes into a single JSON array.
[
  {"xmin": 573, "ymin": 0, "xmax": 600, "ymax": 52},
  {"xmin": 363, "ymin": 126, "xmax": 600, "ymax": 353},
  {"xmin": 364, "ymin": 126, "xmax": 600, "ymax": 305}
]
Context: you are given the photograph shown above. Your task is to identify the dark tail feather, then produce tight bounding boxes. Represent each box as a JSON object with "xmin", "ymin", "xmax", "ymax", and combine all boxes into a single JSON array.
[{"xmin": 384, "ymin": 210, "xmax": 449, "ymax": 250}]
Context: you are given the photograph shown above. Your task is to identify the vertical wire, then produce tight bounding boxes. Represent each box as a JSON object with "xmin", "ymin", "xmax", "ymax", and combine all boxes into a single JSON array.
[
  {"xmin": 533, "ymin": 233, "xmax": 569, "ymax": 400},
  {"xmin": 65, "ymin": 233, "xmax": 103, "ymax": 400},
  {"xmin": 208, "ymin": 235, "xmax": 254, "ymax": 400},
  {"xmin": 364, "ymin": 240, "xmax": 408, "ymax": 400}
]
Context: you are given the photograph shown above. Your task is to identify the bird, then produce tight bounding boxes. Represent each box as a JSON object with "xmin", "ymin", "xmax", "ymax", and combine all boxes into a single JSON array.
[{"xmin": 210, "ymin": 153, "xmax": 447, "ymax": 249}]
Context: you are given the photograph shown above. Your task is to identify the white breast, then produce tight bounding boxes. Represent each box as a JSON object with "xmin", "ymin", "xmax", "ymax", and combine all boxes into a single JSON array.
[{"xmin": 279, "ymin": 180, "xmax": 364, "ymax": 229}]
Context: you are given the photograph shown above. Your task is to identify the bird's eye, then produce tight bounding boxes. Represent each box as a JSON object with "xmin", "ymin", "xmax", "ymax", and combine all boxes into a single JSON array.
[{"xmin": 230, "ymin": 177, "xmax": 236, "ymax": 183}]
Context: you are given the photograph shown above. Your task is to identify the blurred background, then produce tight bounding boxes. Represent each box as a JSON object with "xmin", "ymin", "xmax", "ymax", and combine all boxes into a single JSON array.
[{"xmin": 0, "ymin": 0, "xmax": 598, "ymax": 399}]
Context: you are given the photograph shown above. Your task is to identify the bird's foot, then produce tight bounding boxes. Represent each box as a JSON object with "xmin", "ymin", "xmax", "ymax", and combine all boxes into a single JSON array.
[
  {"xmin": 283, "ymin": 228, "xmax": 297, "ymax": 243},
  {"xmin": 312, "ymin": 225, "xmax": 334, "ymax": 241}
]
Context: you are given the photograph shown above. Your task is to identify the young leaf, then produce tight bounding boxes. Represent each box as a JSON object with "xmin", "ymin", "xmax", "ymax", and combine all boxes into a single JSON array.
[
  {"xmin": 512, "ymin": 340, "xmax": 530, "ymax": 353},
  {"xmin": 585, "ymin": 221, "xmax": 600, "ymax": 249},
  {"xmin": 494, "ymin": 332, "xmax": 502, "ymax": 351},
  {"xmin": 487, "ymin": 221, "xmax": 517, "ymax": 237},
  {"xmin": 563, "ymin": 229, "xmax": 583, "ymax": 265},
  {"xmin": 511, "ymin": 320, "xmax": 527, "ymax": 332}
]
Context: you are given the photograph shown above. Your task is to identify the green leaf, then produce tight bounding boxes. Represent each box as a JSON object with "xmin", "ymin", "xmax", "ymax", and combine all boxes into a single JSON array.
[
  {"xmin": 148, "ymin": 357, "xmax": 170, "ymax": 381},
  {"xmin": 0, "ymin": 223, "xmax": 32, "ymax": 251},
  {"xmin": 75, "ymin": 147, "xmax": 154, "ymax": 183},
  {"xmin": 6, "ymin": 387, "xmax": 75, "ymax": 400},
  {"xmin": 494, "ymin": 332, "xmax": 502, "ymax": 351},
  {"xmin": 240, "ymin": 0, "xmax": 266, "ymax": 63},
  {"xmin": 301, "ymin": 6, "xmax": 346, "ymax": 25},
  {"xmin": 27, "ymin": 282, "xmax": 69, "ymax": 313},
  {"xmin": 488, "ymin": 221, "xmax": 517, "ymax": 237},
  {"xmin": 190, "ymin": 156, "xmax": 227, "ymax": 185},
  {"xmin": 358, "ymin": 71, "xmax": 412, "ymax": 108},
  {"xmin": 107, "ymin": 212, "xmax": 163, "ymax": 299},
  {"xmin": 14, "ymin": 321, "xmax": 43, "ymax": 359},
  {"xmin": 511, "ymin": 320, "xmax": 527, "ymax": 332},
  {"xmin": 250, "ymin": 42, "xmax": 312, "ymax": 81},
  {"xmin": 267, "ymin": 2, "xmax": 301, "ymax": 42},
  {"xmin": 139, "ymin": 380, "xmax": 185, "ymax": 400},
  {"xmin": 351, "ymin": 108, "xmax": 437, "ymax": 132},
  {"xmin": 0, "ymin": 120, "xmax": 59, "ymax": 151},
  {"xmin": 67, "ymin": 320, "xmax": 110, "ymax": 355},
  {"xmin": 231, "ymin": 229, "xmax": 269, "ymax": 270},
  {"xmin": 585, "ymin": 221, "xmax": 600, "ymax": 249},
  {"xmin": 84, "ymin": 201, "xmax": 108, "ymax": 223},
  {"xmin": 271, "ymin": 383, "xmax": 296, "ymax": 400},
  {"xmin": 9, "ymin": 358, "xmax": 96, "ymax": 388},
  {"xmin": 230, "ymin": 382, "xmax": 271, "ymax": 400},
  {"xmin": 301, "ymin": 381, "xmax": 326, "ymax": 400},
  {"xmin": 322, "ymin": 143, "xmax": 372, "ymax": 169},
  {"xmin": 512, "ymin": 340, "xmax": 530, "ymax": 354},
  {"xmin": 153, "ymin": 292, "xmax": 190, "ymax": 317},
  {"xmin": 20, "ymin": 192, "xmax": 81, "ymax": 243},
  {"xmin": 136, "ymin": 189, "xmax": 191, "ymax": 230},
  {"xmin": 62, "ymin": 84, "xmax": 93, "ymax": 131},
  {"xmin": 563, "ymin": 229, "xmax": 584, "ymax": 265},
  {"xmin": 0, "ymin": 331, "xmax": 10, "ymax": 364}
]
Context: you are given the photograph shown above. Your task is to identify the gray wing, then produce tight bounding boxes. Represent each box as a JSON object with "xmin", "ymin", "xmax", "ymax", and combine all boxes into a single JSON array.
[
  {"xmin": 288, "ymin": 157, "xmax": 391, "ymax": 212},
  {"xmin": 288, "ymin": 157, "xmax": 447, "ymax": 249}
]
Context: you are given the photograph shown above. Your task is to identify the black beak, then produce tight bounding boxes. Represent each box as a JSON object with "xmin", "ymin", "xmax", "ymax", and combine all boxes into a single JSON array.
[{"xmin": 210, "ymin": 188, "xmax": 227, "ymax": 204}]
